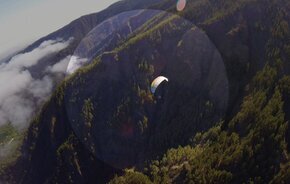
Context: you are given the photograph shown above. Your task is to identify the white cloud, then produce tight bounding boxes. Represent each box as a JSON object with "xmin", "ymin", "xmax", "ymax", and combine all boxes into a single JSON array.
[
  {"xmin": 28, "ymin": 76, "xmax": 53, "ymax": 103},
  {"xmin": 46, "ymin": 55, "xmax": 72, "ymax": 73},
  {"xmin": 0, "ymin": 70, "xmax": 32, "ymax": 105},
  {"xmin": 0, "ymin": 38, "xmax": 72, "ymax": 129},
  {"xmin": 0, "ymin": 0, "xmax": 119, "ymax": 62},
  {"xmin": 1, "ymin": 95, "xmax": 34, "ymax": 128},
  {"xmin": 3, "ymin": 38, "xmax": 72, "ymax": 70}
]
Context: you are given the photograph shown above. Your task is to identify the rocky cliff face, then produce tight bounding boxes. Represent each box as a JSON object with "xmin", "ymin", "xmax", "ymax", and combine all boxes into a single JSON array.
[{"xmin": 2, "ymin": 0, "xmax": 290, "ymax": 183}]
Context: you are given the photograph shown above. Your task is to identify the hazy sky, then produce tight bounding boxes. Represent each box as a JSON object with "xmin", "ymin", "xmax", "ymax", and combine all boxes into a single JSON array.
[{"xmin": 0, "ymin": 0, "xmax": 119, "ymax": 60}]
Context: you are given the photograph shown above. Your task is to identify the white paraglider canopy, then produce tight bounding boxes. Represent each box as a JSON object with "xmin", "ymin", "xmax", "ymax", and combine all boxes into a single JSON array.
[{"xmin": 151, "ymin": 76, "xmax": 169, "ymax": 94}]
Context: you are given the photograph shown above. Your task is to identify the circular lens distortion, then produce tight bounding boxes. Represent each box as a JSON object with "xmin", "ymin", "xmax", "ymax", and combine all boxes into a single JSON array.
[
  {"xmin": 65, "ymin": 9, "xmax": 229, "ymax": 169},
  {"xmin": 176, "ymin": 0, "xmax": 187, "ymax": 12}
]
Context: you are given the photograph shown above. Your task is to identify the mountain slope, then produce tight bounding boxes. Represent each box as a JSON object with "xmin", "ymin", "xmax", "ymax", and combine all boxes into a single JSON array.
[
  {"xmin": 7, "ymin": 0, "xmax": 165, "ymax": 79},
  {"xmin": 2, "ymin": 0, "xmax": 290, "ymax": 183}
]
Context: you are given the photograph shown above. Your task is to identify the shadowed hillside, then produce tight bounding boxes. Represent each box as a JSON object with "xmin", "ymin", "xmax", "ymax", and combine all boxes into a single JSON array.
[{"xmin": 1, "ymin": 0, "xmax": 290, "ymax": 183}]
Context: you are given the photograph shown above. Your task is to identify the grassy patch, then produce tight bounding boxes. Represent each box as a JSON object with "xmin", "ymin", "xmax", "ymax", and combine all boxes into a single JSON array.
[{"xmin": 0, "ymin": 123, "xmax": 23, "ymax": 173}]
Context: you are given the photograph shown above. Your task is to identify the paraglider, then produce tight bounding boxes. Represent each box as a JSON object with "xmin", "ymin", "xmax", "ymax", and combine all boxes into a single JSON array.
[{"xmin": 151, "ymin": 76, "xmax": 169, "ymax": 94}]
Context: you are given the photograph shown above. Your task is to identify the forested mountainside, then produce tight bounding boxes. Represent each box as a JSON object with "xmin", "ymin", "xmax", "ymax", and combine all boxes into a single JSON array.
[
  {"xmin": 3, "ymin": 0, "xmax": 164, "ymax": 79},
  {"xmin": 1, "ymin": 0, "xmax": 290, "ymax": 183}
]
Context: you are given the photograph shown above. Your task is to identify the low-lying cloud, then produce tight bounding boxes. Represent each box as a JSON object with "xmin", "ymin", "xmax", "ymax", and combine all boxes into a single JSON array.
[
  {"xmin": 0, "ymin": 38, "xmax": 72, "ymax": 129},
  {"xmin": 46, "ymin": 55, "xmax": 72, "ymax": 74}
]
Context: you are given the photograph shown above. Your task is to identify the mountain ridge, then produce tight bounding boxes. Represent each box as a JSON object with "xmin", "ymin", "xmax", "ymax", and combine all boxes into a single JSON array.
[{"xmin": 1, "ymin": 0, "xmax": 290, "ymax": 183}]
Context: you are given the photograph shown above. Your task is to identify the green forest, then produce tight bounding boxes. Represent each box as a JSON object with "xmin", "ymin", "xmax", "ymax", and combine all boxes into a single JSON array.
[{"xmin": 1, "ymin": 0, "xmax": 290, "ymax": 183}]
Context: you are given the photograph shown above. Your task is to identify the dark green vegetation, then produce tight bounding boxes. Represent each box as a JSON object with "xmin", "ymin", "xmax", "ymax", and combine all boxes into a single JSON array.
[
  {"xmin": 64, "ymin": 8, "xmax": 228, "ymax": 171},
  {"xmin": 1, "ymin": 0, "xmax": 290, "ymax": 183},
  {"xmin": 112, "ymin": 64, "xmax": 290, "ymax": 183},
  {"xmin": 0, "ymin": 123, "xmax": 22, "ymax": 175},
  {"xmin": 0, "ymin": 124, "xmax": 18, "ymax": 145}
]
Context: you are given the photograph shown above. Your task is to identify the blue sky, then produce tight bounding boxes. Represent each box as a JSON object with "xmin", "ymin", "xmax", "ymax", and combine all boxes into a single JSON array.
[{"xmin": 0, "ymin": 0, "xmax": 119, "ymax": 60}]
